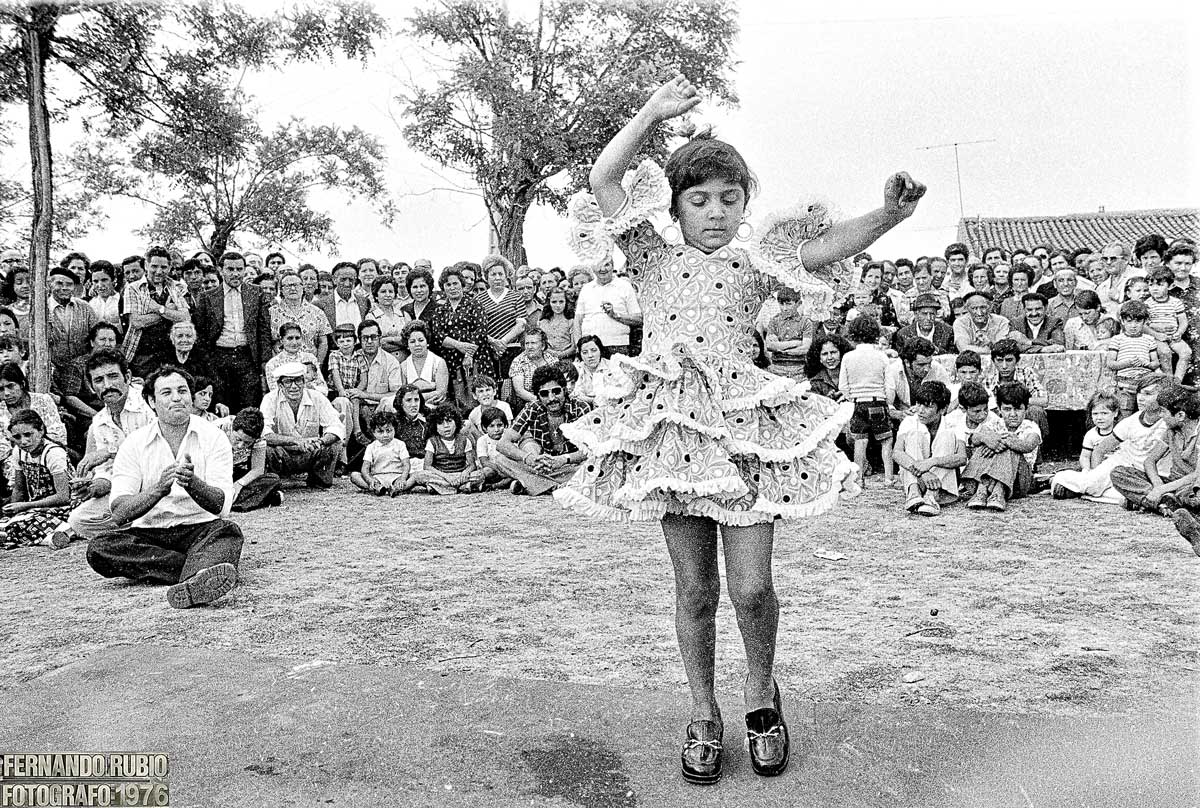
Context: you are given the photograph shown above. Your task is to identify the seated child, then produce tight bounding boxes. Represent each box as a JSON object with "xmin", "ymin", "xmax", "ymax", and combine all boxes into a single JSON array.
[
  {"xmin": 304, "ymin": 359, "xmax": 329, "ymax": 397},
  {"xmin": 942, "ymin": 381, "xmax": 993, "ymax": 455},
  {"xmin": 1110, "ymin": 384, "xmax": 1200, "ymax": 516},
  {"xmin": 0, "ymin": 336, "xmax": 27, "ymax": 376},
  {"xmin": 1144, "ymin": 267, "xmax": 1191, "ymax": 381},
  {"xmin": 225, "ymin": 407, "xmax": 282, "ymax": 511},
  {"xmin": 265, "ymin": 323, "xmax": 322, "ymax": 391},
  {"xmin": 838, "ymin": 315, "xmax": 895, "ymax": 487},
  {"xmin": 468, "ymin": 375, "xmax": 513, "ymax": 432},
  {"xmin": 476, "ymin": 406, "xmax": 513, "ymax": 490},
  {"xmin": 962, "ymin": 381, "xmax": 1042, "ymax": 511},
  {"xmin": 414, "ymin": 404, "xmax": 482, "ymax": 494},
  {"xmin": 946, "ymin": 350, "xmax": 984, "ymax": 412},
  {"xmin": 893, "ymin": 380, "xmax": 966, "ymax": 517},
  {"xmin": 350, "ymin": 410, "xmax": 410, "ymax": 497},
  {"xmin": 1106, "ymin": 300, "xmax": 1160, "ymax": 419},
  {"xmin": 1094, "ymin": 316, "xmax": 1119, "ymax": 351},
  {"xmin": 1, "ymin": 410, "xmax": 72, "ymax": 550},
  {"xmin": 1078, "ymin": 391, "xmax": 1120, "ymax": 472}
]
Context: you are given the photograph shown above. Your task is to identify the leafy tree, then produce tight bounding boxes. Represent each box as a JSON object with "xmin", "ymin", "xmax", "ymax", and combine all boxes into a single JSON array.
[
  {"xmin": 0, "ymin": 1, "xmax": 388, "ymax": 390},
  {"xmin": 401, "ymin": 0, "xmax": 739, "ymax": 266}
]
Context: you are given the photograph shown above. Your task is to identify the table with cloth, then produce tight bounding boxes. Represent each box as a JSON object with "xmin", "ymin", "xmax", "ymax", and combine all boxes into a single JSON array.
[{"xmin": 932, "ymin": 350, "xmax": 1115, "ymax": 410}]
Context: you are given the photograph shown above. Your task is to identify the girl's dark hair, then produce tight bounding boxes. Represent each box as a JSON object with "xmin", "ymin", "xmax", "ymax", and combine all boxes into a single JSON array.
[
  {"xmin": 479, "ymin": 405, "xmax": 509, "ymax": 428},
  {"xmin": 402, "ymin": 319, "xmax": 429, "ymax": 345},
  {"xmin": 425, "ymin": 403, "xmax": 463, "ymax": 440},
  {"xmin": 406, "ymin": 268, "xmax": 435, "ymax": 295},
  {"xmin": 395, "ymin": 383, "xmax": 426, "ymax": 423},
  {"xmin": 372, "ymin": 275, "xmax": 399, "ymax": 299},
  {"xmin": 7, "ymin": 407, "xmax": 45, "ymax": 434},
  {"xmin": 664, "ymin": 136, "xmax": 758, "ymax": 219},
  {"xmin": 191, "ymin": 375, "xmax": 215, "ymax": 394},
  {"xmin": 232, "ymin": 407, "xmax": 265, "ymax": 439},
  {"xmin": 540, "ymin": 287, "xmax": 575, "ymax": 321},
  {"xmin": 1, "ymin": 264, "xmax": 30, "ymax": 303},
  {"xmin": 804, "ymin": 334, "xmax": 852, "ymax": 379},
  {"xmin": 0, "ymin": 360, "xmax": 27, "ymax": 389}
]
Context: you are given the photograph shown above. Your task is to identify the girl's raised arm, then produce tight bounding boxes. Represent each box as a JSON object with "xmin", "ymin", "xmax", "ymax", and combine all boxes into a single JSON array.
[
  {"xmin": 801, "ymin": 172, "xmax": 927, "ymax": 270},
  {"xmin": 589, "ymin": 75, "xmax": 700, "ymax": 217}
]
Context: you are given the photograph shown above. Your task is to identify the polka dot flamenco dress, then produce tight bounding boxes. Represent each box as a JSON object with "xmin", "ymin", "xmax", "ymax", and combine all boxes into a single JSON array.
[{"xmin": 554, "ymin": 162, "xmax": 858, "ymax": 526}]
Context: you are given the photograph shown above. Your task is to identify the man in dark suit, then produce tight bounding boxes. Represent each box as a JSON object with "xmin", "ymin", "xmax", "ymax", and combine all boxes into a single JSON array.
[
  {"xmin": 1008, "ymin": 292, "xmax": 1066, "ymax": 354},
  {"xmin": 194, "ymin": 251, "xmax": 272, "ymax": 411},
  {"xmin": 316, "ymin": 261, "xmax": 371, "ymax": 332}
]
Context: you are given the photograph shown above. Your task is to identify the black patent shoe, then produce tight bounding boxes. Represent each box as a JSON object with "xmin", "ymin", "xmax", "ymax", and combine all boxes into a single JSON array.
[
  {"xmin": 745, "ymin": 681, "xmax": 789, "ymax": 777},
  {"xmin": 681, "ymin": 717, "xmax": 723, "ymax": 785}
]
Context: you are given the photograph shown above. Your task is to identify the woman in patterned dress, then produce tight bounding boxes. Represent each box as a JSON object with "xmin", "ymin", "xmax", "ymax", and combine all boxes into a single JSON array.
[
  {"xmin": 1166, "ymin": 244, "xmax": 1199, "ymax": 382},
  {"xmin": 429, "ymin": 267, "xmax": 492, "ymax": 410},
  {"xmin": 555, "ymin": 75, "xmax": 925, "ymax": 785}
]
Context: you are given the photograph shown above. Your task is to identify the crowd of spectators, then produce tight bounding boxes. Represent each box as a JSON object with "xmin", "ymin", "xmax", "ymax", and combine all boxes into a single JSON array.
[{"xmin": 1, "ymin": 232, "xmax": 1197, "ymax": 608}]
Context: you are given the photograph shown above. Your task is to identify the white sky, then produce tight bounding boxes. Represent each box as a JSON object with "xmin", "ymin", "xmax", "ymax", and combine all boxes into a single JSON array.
[{"xmin": 3, "ymin": 0, "xmax": 1197, "ymax": 268}]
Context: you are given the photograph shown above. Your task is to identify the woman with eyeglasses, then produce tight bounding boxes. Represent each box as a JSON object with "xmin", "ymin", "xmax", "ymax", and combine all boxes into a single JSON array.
[{"xmin": 269, "ymin": 272, "xmax": 332, "ymax": 366}]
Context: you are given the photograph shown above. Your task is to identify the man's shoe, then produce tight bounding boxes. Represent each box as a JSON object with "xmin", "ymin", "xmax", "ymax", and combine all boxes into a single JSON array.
[
  {"xmin": 986, "ymin": 489, "xmax": 1007, "ymax": 512},
  {"xmin": 166, "ymin": 563, "xmax": 238, "ymax": 609},
  {"xmin": 967, "ymin": 489, "xmax": 988, "ymax": 510},
  {"xmin": 48, "ymin": 527, "xmax": 73, "ymax": 550},
  {"xmin": 680, "ymin": 717, "xmax": 723, "ymax": 785},
  {"xmin": 746, "ymin": 681, "xmax": 789, "ymax": 777},
  {"xmin": 1173, "ymin": 509, "xmax": 1200, "ymax": 557},
  {"xmin": 1051, "ymin": 483, "xmax": 1079, "ymax": 500}
]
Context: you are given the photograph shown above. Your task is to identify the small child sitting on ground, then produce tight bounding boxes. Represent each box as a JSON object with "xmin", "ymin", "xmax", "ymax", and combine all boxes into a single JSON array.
[
  {"xmin": 1079, "ymin": 391, "xmax": 1120, "ymax": 471},
  {"xmin": 475, "ymin": 406, "xmax": 513, "ymax": 490},
  {"xmin": 350, "ymin": 410, "xmax": 411, "ymax": 497},
  {"xmin": 962, "ymin": 381, "xmax": 1042, "ymax": 511},
  {"xmin": 415, "ymin": 404, "xmax": 482, "ymax": 494},
  {"xmin": 1, "ymin": 410, "xmax": 72, "ymax": 550},
  {"xmin": 942, "ymin": 381, "xmax": 993, "ymax": 452},
  {"xmin": 838, "ymin": 314, "xmax": 896, "ymax": 487},
  {"xmin": 1144, "ymin": 267, "xmax": 1191, "ymax": 382}
]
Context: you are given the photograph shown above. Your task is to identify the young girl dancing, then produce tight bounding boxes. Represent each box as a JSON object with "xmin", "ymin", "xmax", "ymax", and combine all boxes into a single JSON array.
[{"xmin": 555, "ymin": 74, "xmax": 925, "ymax": 785}]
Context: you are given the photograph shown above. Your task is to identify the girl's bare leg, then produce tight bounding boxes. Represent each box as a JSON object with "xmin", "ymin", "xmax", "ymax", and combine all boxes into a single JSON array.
[
  {"xmin": 662, "ymin": 512, "xmax": 721, "ymax": 722},
  {"xmin": 721, "ymin": 521, "xmax": 778, "ymax": 712}
]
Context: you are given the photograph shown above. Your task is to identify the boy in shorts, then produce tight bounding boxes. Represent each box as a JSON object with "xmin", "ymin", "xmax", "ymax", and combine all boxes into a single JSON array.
[
  {"xmin": 1106, "ymin": 300, "xmax": 1160, "ymax": 419},
  {"xmin": 838, "ymin": 315, "xmax": 896, "ymax": 487}
]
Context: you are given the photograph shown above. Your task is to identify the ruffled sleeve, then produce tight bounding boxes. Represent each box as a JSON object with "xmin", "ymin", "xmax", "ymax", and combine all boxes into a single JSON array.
[
  {"xmin": 748, "ymin": 198, "xmax": 846, "ymax": 321},
  {"xmin": 566, "ymin": 160, "xmax": 671, "ymax": 290},
  {"xmin": 746, "ymin": 243, "xmax": 837, "ymax": 322}
]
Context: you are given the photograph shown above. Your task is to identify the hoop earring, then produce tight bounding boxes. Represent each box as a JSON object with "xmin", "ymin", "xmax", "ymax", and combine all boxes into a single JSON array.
[
  {"xmin": 663, "ymin": 221, "xmax": 681, "ymax": 243},
  {"xmin": 736, "ymin": 219, "xmax": 754, "ymax": 241}
]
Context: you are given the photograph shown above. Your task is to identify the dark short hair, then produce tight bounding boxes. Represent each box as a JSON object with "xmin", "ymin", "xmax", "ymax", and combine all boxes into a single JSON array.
[
  {"xmin": 266, "ymin": 251, "xmax": 286, "ymax": 266},
  {"xmin": 955, "ymin": 350, "xmax": 982, "ymax": 369},
  {"xmin": 369, "ymin": 409, "xmax": 399, "ymax": 432},
  {"xmin": 372, "ymin": 275, "xmax": 398, "ymax": 298},
  {"xmin": 121, "ymin": 254, "xmax": 145, "ymax": 270},
  {"xmin": 1164, "ymin": 243, "xmax": 1197, "ymax": 264},
  {"xmin": 805, "ymin": 334, "xmax": 852, "ymax": 378},
  {"xmin": 995, "ymin": 381, "xmax": 1031, "ymax": 408},
  {"xmin": 957, "ymin": 381, "xmax": 990, "ymax": 408},
  {"xmin": 88, "ymin": 321, "xmax": 122, "ymax": 344},
  {"xmin": 145, "ymin": 245, "xmax": 171, "ymax": 263},
  {"xmin": 1009, "ymin": 264, "xmax": 1034, "ymax": 284},
  {"xmin": 0, "ymin": 360, "xmax": 27, "ymax": 389},
  {"xmin": 1136, "ymin": 373, "xmax": 1165, "ymax": 393},
  {"xmin": 577, "ymin": 334, "xmax": 608, "ymax": 359},
  {"xmin": 332, "ymin": 260, "xmax": 358, "ymax": 277},
  {"xmin": 85, "ymin": 347, "xmax": 128, "ymax": 381},
  {"xmin": 438, "ymin": 266, "xmax": 465, "ymax": 289},
  {"xmin": 277, "ymin": 322, "xmax": 302, "ymax": 339},
  {"xmin": 7, "ymin": 407, "xmax": 46, "ymax": 434},
  {"xmin": 664, "ymin": 136, "xmax": 758, "ymax": 219},
  {"xmin": 1021, "ymin": 292, "xmax": 1048, "ymax": 308},
  {"xmin": 944, "ymin": 242, "xmax": 970, "ymax": 261},
  {"xmin": 990, "ymin": 339, "xmax": 1022, "ymax": 361},
  {"xmin": 406, "ymin": 268, "xmax": 435, "ymax": 295},
  {"xmin": 530, "ymin": 364, "xmax": 567, "ymax": 394},
  {"xmin": 471, "ymin": 374, "xmax": 497, "ymax": 390},
  {"xmin": 231, "ymin": 407, "xmax": 265, "ymax": 438},
  {"xmin": 479, "ymin": 405, "xmax": 509, "ymax": 428},
  {"xmin": 357, "ymin": 318, "xmax": 381, "ymax": 338},
  {"xmin": 894, "ymin": 258, "xmax": 914, "ymax": 270},
  {"xmin": 900, "ymin": 338, "xmax": 937, "ymax": 363},
  {"xmin": 1086, "ymin": 391, "xmax": 1120, "ymax": 416},
  {"xmin": 914, "ymin": 380, "xmax": 951, "ymax": 410},
  {"xmin": 142, "ymin": 365, "xmax": 195, "ymax": 405},
  {"xmin": 219, "ymin": 251, "xmax": 245, "ymax": 268},
  {"xmin": 1075, "ymin": 290, "xmax": 1102, "ymax": 311},
  {"xmin": 88, "ymin": 259, "xmax": 116, "ymax": 280},
  {"xmin": 1147, "ymin": 267, "xmax": 1174, "ymax": 284},
  {"xmin": 523, "ymin": 326, "xmax": 547, "ymax": 348},
  {"xmin": 401, "ymin": 320, "xmax": 429, "ymax": 345},
  {"xmin": 982, "ymin": 246, "xmax": 1006, "ymax": 261},
  {"xmin": 1157, "ymin": 385, "xmax": 1200, "ymax": 418},
  {"xmin": 1134, "ymin": 234, "xmax": 1170, "ymax": 261},
  {"xmin": 1119, "ymin": 300, "xmax": 1150, "ymax": 321},
  {"xmin": 425, "ymin": 403, "xmax": 463, "ymax": 440},
  {"xmin": 847, "ymin": 314, "xmax": 880, "ymax": 345}
]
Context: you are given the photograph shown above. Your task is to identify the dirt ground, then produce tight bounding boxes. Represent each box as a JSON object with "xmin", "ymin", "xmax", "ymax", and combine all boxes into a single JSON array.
[{"xmin": 3, "ymin": 478, "xmax": 1197, "ymax": 716}]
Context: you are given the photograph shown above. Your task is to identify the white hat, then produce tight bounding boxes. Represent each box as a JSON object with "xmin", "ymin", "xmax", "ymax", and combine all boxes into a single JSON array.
[{"xmin": 272, "ymin": 361, "xmax": 307, "ymax": 380}]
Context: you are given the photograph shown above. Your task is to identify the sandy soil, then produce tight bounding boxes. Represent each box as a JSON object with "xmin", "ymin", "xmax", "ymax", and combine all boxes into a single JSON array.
[{"xmin": 3, "ymin": 480, "xmax": 1197, "ymax": 716}]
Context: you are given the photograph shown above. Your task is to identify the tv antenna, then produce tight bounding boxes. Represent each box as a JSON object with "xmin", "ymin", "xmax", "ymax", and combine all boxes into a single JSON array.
[{"xmin": 917, "ymin": 139, "xmax": 996, "ymax": 220}]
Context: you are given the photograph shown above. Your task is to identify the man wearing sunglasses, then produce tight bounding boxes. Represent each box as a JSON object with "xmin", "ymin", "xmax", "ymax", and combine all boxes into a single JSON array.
[{"xmin": 492, "ymin": 364, "xmax": 591, "ymax": 495}]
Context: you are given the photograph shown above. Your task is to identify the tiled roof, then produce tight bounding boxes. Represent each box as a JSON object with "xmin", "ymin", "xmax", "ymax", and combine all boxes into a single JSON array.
[{"xmin": 957, "ymin": 208, "xmax": 1198, "ymax": 256}]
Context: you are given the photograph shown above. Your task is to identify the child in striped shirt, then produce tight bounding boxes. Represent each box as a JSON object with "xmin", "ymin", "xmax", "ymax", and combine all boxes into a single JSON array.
[
  {"xmin": 1145, "ymin": 267, "xmax": 1191, "ymax": 382},
  {"xmin": 1106, "ymin": 300, "xmax": 1161, "ymax": 419}
]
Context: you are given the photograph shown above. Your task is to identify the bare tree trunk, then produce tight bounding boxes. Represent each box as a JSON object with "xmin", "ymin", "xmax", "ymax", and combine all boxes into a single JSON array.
[
  {"xmin": 490, "ymin": 197, "xmax": 530, "ymax": 268},
  {"xmin": 24, "ymin": 6, "xmax": 58, "ymax": 395}
]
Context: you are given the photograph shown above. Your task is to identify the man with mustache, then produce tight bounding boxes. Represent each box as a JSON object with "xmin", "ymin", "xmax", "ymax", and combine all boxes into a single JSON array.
[
  {"xmin": 63, "ymin": 348, "xmax": 157, "ymax": 541},
  {"xmin": 86, "ymin": 365, "xmax": 242, "ymax": 609}
]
